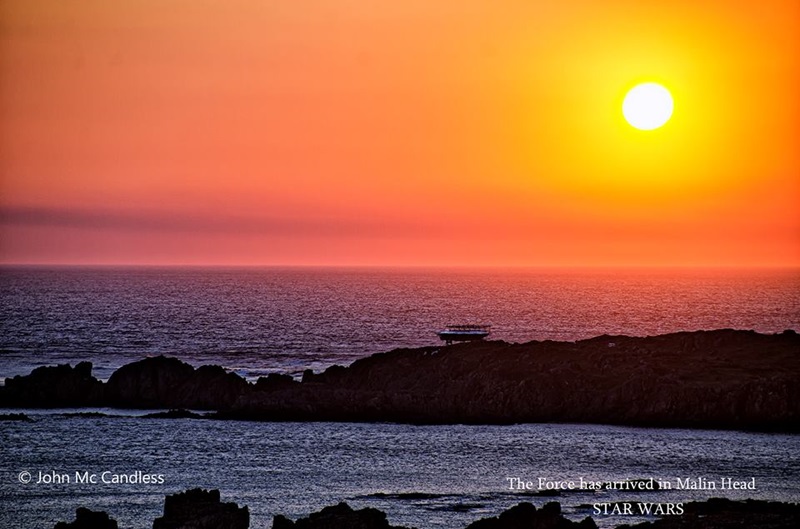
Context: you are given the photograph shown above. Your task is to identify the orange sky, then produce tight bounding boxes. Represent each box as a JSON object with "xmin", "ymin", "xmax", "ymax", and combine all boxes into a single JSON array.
[{"xmin": 1, "ymin": 0, "xmax": 798, "ymax": 266}]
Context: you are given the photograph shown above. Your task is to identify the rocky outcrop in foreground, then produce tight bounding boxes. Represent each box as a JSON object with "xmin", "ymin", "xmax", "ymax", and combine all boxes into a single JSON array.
[
  {"xmin": 54, "ymin": 507, "xmax": 118, "ymax": 529},
  {"xmin": 54, "ymin": 489, "xmax": 247, "ymax": 529},
  {"xmin": 53, "ymin": 496, "xmax": 800, "ymax": 529},
  {"xmin": 273, "ymin": 502, "xmax": 409, "ymax": 529},
  {"xmin": 270, "ymin": 500, "xmax": 597, "ymax": 529},
  {"xmin": 153, "ymin": 488, "xmax": 249, "ymax": 529},
  {"xmin": 5, "ymin": 329, "xmax": 799, "ymax": 430}
]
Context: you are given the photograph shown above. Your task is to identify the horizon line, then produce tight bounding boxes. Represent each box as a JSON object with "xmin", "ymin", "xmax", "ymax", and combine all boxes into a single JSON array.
[{"xmin": 1, "ymin": 262, "xmax": 798, "ymax": 270}]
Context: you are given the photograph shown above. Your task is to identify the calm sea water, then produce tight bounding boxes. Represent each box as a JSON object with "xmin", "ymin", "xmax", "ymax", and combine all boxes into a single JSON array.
[
  {"xmin": 1, "ymin": 414, "xmax": 799, "ymax": 529},
  {"xmin": 1, "ymin": 266, "xmax": 798, "ymax": 381},
  {"xmin": 1, "ymin": 266, "xmax": 799, "ymax": 528}
]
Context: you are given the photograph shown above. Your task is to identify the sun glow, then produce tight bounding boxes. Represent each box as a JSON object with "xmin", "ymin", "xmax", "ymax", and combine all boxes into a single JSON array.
[
  {"xmin": 622, "ymin": 83, "xmax": 674, "ymax": 130},
  {"xmin": 0, "ymin": 1, "xmax": 798, "ymax": 267}
]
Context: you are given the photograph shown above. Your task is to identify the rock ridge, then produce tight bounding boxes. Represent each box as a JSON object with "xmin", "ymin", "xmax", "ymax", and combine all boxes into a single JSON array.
[
  {"xmin": 3, "ymin": 329, "xmax": 798, "ymax": 431},
  {"xmin": 51, "ymin": 495, "xmax": 800, "ymax": 529}
]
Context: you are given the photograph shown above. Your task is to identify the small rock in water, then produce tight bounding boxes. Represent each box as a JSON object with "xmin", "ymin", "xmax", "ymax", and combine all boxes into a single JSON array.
[{"xmin": 0, "ymin": 413, "xmax": 31, "ymax": 421}]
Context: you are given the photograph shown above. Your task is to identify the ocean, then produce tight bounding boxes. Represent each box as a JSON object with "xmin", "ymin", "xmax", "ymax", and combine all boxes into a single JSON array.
[
  {"xmin": 1, "ymin": 416, "xmax": 798, "ymax": 529},
  {"xmin": 2, "ymin": 266, "xmax": 798, "ymax": 381},
  {"xmin": 1, "ymin": 266, "xmax": 799, "ymax": 529}
]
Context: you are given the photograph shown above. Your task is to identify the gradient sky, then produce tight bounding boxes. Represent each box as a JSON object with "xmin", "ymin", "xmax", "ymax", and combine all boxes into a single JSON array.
[{"xmin": 1, "ymin": 1, "xmax": 798, "ymax": 266}]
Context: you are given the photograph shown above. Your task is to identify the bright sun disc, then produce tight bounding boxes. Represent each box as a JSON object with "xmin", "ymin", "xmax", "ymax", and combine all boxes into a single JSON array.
[{"xmin": 622, "ymin": 83, "xmax": 673, "ymax": 130}]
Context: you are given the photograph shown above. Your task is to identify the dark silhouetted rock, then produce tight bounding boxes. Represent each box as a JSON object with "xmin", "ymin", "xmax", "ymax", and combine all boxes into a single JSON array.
[
  {"xmin": 255, "ymin": 373, "xmax": 297, "ymax": 391},
  {"xmin": 1, "ymin": 362, "xmax": 104, "ymax": 408},
  {"xmin": 4, "ymin": 330, "xmax": 799, "ymax": 431},
  {"xmin": 228, "ymin": 329, "xmax": 800, "ymax": 431},
  {"xmin": 142, "ymin": 409, "xmax": 207, "ymax": 419},
  {"xmin": 153, "ymin": 488, "xmax": 248, "ymax": 529},
  {"xmin": 466, "ymin": 502, "xmax": 596, "ymax": 529},
  {"xmin": 272, "ymin": 502, "xmax": 409, "ymax": 529},
  {"xmin": 106, "ymin": 356, "xmax": 247, "ymax": 410},
  {"xmin": 619, "ymin": 498, "xmax": 800, "ymax": 529},
  {"xmin": 0, "ymin": 412, "xmax": 31, "ymax": 421},
  {"xmin": 54, "ymin": 507, "xmax": 118, "ymax": 529}
]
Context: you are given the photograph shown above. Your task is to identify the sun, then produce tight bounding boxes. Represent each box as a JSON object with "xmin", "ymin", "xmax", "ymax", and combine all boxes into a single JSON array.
[{"xmin": 622, "ymin": 83, "xmax": 673, "ymax": 130}]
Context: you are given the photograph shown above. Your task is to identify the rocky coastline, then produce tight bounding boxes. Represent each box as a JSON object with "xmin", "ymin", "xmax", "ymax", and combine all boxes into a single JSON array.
[
  {"xmin": 3, "ymin": 329, "xmax": 799, "ymax": 431},
  {"xmin": 52, "ymin": 491, "xmax": 800, "ymax": 529}
]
